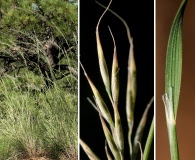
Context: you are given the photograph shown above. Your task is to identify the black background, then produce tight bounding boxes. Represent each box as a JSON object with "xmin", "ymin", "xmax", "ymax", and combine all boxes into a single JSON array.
[{"xmin": 80, "ymin": 0, "xmax": 154, "ymax": 159}]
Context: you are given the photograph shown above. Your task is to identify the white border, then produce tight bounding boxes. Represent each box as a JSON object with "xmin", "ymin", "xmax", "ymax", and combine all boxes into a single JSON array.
[{"xmin": 154, "ymin": 0, "xmax": 156, "ymax": 159}]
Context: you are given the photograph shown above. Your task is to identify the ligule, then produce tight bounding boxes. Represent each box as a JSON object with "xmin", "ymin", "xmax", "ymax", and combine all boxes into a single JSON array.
[
  {"xmin": 132, "ymin": 97, "xmax": 154, "ymax": 160},
  {"xmin": 163, "ymin": 87, "xmax": 175, "ymax": 125},
  {"xmin": 99, "ymin": 115, "xmax": 121, "ymax": 160},
  {"xmin": 80, "ymin": 139, "xmax": 100, "ymax": 160},
  {"xmin": 80, "ymin": 63, "xmax": 114, "ymax": 127}
]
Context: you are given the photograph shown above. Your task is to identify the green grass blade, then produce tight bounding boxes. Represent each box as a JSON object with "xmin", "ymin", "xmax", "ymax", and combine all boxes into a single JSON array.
[
  {"xmin": 164, "ymin": 1, "xmax": 188, "ymax": 159},
  {"xmin": 132, "ymin": 97, "xmax": 153, "ymax": 160},
  {"xmin": 165, "ymin": 0, "xmax": 188, "ymax": 118},
  {"xmin": 143, "ymin": 116, "xmax": 154, "ymax": 160}
]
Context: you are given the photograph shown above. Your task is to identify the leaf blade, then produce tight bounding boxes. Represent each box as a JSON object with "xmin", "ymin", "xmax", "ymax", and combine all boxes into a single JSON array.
[{"xmin": 165, "ymin": 0, "xmax": 188, "ymax": 118}]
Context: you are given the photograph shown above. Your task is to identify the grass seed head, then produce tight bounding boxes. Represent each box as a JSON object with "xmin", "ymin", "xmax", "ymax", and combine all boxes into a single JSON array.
[
  {"xmin": 113, "ymin": 104, "xmax": 124, "ymax": 153},
  {"xmin": 96, "ymin": 32, "xmax": 112, "ymax": 100},
  {"xmin": 126, "ymin": 39, "xmax": 136, "ymax": 130},
  {"xmin": 99, "ymin": 115, "xmax": 121, "ymax": 160},
  {"xmin": 80, "ymin": 139, "xmax": 100, "ymax": 160},
  {"xmin": 109, "ymin": 27, "xmax": 119, "ymax": 106},
  {"xmin": 80, "ymin": 63, "xmax": 114, "ymax": 127},
  {"xmin": 95, "ymin": 0, "xmax": 113, "ymax": 101}
]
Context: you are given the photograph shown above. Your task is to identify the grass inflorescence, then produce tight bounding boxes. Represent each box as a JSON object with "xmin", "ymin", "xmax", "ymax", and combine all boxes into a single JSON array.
[{"xmin": 80, "ymin": 1, "xmax": 153, "ymax": 160}]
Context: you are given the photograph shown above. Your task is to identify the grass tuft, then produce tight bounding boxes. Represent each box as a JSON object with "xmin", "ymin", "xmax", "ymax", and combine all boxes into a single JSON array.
[{"xmin": 0, "ymin": 70, "xmax": 77, "ymax": 160}]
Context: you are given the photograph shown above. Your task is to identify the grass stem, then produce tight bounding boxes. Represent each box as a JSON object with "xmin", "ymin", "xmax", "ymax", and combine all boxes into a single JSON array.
[
  {"xmin": 167, "ymin": 121, "xmax": 179, "ymax": 160},
  {"xmin": 163, "ymin": 89, "xmax": 179, "ymax": 160}
]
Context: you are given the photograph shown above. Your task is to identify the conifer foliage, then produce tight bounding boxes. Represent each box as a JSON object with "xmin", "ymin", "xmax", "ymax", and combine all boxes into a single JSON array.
[{"xmin": 0, "ymin": 0, "xmax": 78, "ymax": 84}]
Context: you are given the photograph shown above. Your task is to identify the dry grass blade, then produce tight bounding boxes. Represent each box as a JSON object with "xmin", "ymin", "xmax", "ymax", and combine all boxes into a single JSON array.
[
  {"xmin": 96, "ymin": 0, "xmax": 113, "ymax": 101},
  {"xmin": 132, "ymin": 97, "xmax": 154, "ymax": 160},
  {"xmin": 80, "ymin": 63, "xmax": 114, "ymax": 127},
  {"xmin": 80, "ymin": 139, "xmax": 100, "ymax": 160}
]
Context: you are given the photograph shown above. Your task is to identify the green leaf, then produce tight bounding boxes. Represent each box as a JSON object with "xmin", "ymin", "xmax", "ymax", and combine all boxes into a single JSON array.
[
  {"xmin": 165, "ymin": 0, "xmax": 188, "ymax": 118},
  {"xmin": 143, "ymin": 116, "xmax": 154, "ymax": 160}
]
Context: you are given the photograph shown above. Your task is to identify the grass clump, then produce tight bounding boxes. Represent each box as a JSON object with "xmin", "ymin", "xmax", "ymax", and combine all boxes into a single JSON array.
[
  {"xmin": 0, "ymin": 1, "xmax": 78, "ymax": 159},
  {"xmin": 0, "ymin": 72, "xmax": 77, "ymax": 159}
]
